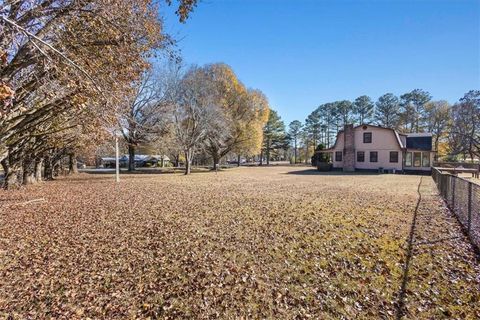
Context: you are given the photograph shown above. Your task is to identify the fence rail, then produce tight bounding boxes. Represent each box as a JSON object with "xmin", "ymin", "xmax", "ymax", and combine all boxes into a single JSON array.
[{"xmin": 432, "ymin": 168, "xmax": 480, "ymax": 251}]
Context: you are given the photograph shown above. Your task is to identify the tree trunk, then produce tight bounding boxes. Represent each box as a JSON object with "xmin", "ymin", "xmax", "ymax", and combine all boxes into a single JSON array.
[
  {"xmin": 212, "ymin": 153, "xmax": 220, "ymax": 170},
  {"xmin": 1, "ymin": 157, "xmax": 7, "ymax": 178},
  {"xmin": 22, "ymin": 158, "xmax": 36, "ymax": 185},
  {"xmin": 175, "ymin": 154, "xmax": 180, "ymax": 168},
  {"xmin": 3, "ymin": 159, "xmax": 21, "ymax": 189},
  {"xmin": 259, "ymin": 149, "xmax": 263, "ymax": 166},
  {"xmin": 305, "ymin": 143, "xmax": 308, "ymax": 164},
  {"xmin": 294, "ymin": 139, "xmax": 297, "ymax": 164},
  {"xmin": 68, "ymin": 153, "xmax": 78, "ymax": 174},
  {"xmin": 44, "ymin": 156, "xmax": 54, "ymax": 180},
  {"xmin": 35, "ymin": 159, "xmax": 43, "ymax": 182},
  {"xmin": 4, "ymin": 168, "xmax": 20, "ymax": 189},
  {"xmin": 53, "ymin": 160, "xmax": 61, "ymax": 177},
  {"xmin": 184, "ymin": 150, "xmax": 192, "ymax": 175},
  {"xmin": 128, "ymin": 144, "xmax": 135, "ymax": 171},
  {"xmin": 266, "ymin": 139, "xmax": 270, "ymax": 166},
  {"xmin": 237, "ymin": 154, "xmax": 241, "ymax": 167}
]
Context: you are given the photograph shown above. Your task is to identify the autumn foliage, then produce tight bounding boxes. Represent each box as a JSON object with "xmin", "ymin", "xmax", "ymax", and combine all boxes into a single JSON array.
[{"xmin": 0, "ymin": 0, "xmax": 197, "ymax": 188}]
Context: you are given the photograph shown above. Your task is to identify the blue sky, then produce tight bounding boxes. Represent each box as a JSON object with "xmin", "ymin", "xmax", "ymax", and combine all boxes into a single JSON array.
[{"xmin": 160, "ymin": 0, "xmax": 480, "ymax": 124}]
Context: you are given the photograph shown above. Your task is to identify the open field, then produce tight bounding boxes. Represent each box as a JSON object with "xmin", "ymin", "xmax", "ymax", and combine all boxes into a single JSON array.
[{"xmin": 0, "ymin": 167, "xmax": 479, "ymax": 319}]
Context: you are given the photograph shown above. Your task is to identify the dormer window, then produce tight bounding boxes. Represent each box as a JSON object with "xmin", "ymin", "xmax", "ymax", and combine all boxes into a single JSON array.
[{"xmin": 363, "ymin": 132, "xmax": 372, "ymax": 143}]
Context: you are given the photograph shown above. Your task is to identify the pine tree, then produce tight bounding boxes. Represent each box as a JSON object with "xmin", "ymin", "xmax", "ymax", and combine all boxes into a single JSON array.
[
  {"xmin": 261, "ymin": 110, "xmax": 287, "ymax": 165},
  {"xmin": 353, "ymin": 95, "xmax": 374, "ymax": 125},
  {"xmin": 288, "ymin": 120, "xmax": 303, "ymax": 164},
  {"xmin": 375, "ymin": 93, "xmax": 400, "ymax": 128}
]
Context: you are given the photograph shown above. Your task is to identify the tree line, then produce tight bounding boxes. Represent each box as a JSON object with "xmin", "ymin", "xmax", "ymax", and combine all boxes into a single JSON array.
[
  {"xmin": 119, "ymin": 62, "xmax": 270, "ymax": 175},
  {"xmin": 1, "ymin": 0, "xmax": 477, "ymax": 189},
  {"xmin": 285, "ymin": 90, "xmax": 480, "ymax": 164},
  {"xmin": 0, "ymin": 0, "xmax": 190, "ymax": 189},
  {"xmin": 0, "ymin": 0, "xmax": 274, "ymax": 189}
]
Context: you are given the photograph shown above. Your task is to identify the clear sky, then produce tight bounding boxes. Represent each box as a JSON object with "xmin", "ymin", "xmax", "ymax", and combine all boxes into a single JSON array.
[{"xmin": 160, "ymin": 0, "xmax": 480, "ymax": 125}]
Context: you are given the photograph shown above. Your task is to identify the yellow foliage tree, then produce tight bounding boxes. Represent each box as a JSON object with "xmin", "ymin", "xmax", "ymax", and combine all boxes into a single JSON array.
[{"xmin": 200, "ymin": 63, "xmax": 270, "ymax": 167}]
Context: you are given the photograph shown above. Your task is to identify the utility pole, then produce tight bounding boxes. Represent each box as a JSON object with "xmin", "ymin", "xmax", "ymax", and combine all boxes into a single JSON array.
[{"xmin": 115, "ymin": 133, "xmax": 120, "ymax": 183}]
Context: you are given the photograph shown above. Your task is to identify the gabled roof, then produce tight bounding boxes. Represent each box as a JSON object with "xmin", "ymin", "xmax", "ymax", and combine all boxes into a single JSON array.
[
  {"xmin": 318, "ymin": 125, "xmax": 435, "ymax": 153},
  {"xmin": 321, "ymin": 124, "xmax": 405, "ymax": 151}
]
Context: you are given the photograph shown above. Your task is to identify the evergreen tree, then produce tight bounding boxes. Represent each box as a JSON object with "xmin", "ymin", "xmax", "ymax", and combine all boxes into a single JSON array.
[
  {"xmin": 288, "ymin": 120, "xmax": 303, "ymax": 164},
  {"xmin": 261, "ymin": 110, "xmax": 287, "ymax": 165},
  {"xmin": 334, "ymin": 100, "xmax": 354, "ymax": 126},
  {"xmin": 304, "ymin": 109, "xmax": 321, "ymax": 148},
  {"xmin": 353, "ymin": 95, "xmax": 374, "ymax": 125},
  {"xmin": 375, "ymin": 93, "xmax": 400, "ymax": 128},
  {"xmin": 400, "ymin": 89, "xmax": 431, "ymax": 132}
]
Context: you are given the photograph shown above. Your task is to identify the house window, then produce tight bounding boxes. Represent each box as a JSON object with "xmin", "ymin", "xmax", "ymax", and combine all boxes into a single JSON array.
[
  {"xmin": 335, "ymin": 151, "xmax": 343, "ymax": 162},
  {"xmin": 357, "ymin": 151, "xmax": 365, "ymax": 162},
  {"xmin": 363, "ymin": 132, "xmax": 372, "ymax": 143},
  {"xmin": 370, "ymin": 151, "xmax": 378, "ymax": 162},
  {"xmin": 413, "ymin": 152, "xmax": 422, "ymax": 167},
  {"xmin": 390, "ymin": 151, "xmax": 399, "ymax": 163},
  {"xmin": 422, "ymin": 152, "xmax": 430, "ymax": 167},
  {"xmin": 405, "ymin": 152, "xmax": 412, "ymax": 167}
]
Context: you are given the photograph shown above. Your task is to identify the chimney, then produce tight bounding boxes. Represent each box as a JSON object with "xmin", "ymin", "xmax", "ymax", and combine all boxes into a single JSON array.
[{"xmin": 343, "ymin": 124, "xmax": 355, "ymax": 172}]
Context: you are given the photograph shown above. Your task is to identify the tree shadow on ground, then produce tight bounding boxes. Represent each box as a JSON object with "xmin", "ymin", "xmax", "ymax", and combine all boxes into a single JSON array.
[{"xmin": 394, "ymin": 176, "xmax": 423, "ymax": 319}]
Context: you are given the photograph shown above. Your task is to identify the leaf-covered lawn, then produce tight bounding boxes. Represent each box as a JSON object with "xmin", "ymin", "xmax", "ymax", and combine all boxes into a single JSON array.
[{"xmin": 0, "ymin": 167, "xmax": 478, "ymax": 319}]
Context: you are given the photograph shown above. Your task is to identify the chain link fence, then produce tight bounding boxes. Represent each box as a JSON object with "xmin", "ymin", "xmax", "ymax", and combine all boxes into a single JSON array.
[{"xmin": 432, "ymin": 168, "xmax": 480, "ymax": 251}]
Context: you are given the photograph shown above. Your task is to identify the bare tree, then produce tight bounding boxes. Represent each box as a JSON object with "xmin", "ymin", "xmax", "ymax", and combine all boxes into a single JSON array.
[
  {"xmin": 119, "ymin": 68, "xmax": 172, "ymax": 171},
  {"xmin": 449, "ymin": 91, "xmax": 480, "ymax": 161},
  {"xmin": 172, "ymin": 66, "xmax": 215, "ymax": 175},
  {"xmin": 425, "ymin": 100, "xmax": 451, "ymax": 158}
]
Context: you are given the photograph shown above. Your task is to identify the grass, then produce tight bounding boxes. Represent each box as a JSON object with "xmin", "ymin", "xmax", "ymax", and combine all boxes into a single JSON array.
[{"xmin": 0, "ymin": 167, "xmax": 478, "ymax": 319}]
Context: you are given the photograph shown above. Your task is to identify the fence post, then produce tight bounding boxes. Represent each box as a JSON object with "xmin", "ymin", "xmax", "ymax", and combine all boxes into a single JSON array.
[{"xmin": 468, "ymin": 182, "xmax": 472, "ymax": 233}]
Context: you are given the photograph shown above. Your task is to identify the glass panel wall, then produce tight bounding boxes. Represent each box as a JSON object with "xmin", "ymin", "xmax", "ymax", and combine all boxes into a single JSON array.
[
  {"xmin": 405, "ymin": 152, "xmax": 412, "ymax": 167},
  {"xmin": 422, "ymin": 152, "xmax": 430, "ymax": 167},
  {"xmin": 413, "ymin": 152, "xmax": 422, "ymax": 167}
]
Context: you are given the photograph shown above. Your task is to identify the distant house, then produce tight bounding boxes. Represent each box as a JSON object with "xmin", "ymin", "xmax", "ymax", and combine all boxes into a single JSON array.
[
  {"xmin": 100, "ymin": 157, "xmax": 117, "ymax": 168},
  {"xmin": 100, "ymin": 155, "xmax": 170, "ymax": 168},
  {"xmin": 318, "ymin": 124, "xmax": 435, "ymax": 172}
]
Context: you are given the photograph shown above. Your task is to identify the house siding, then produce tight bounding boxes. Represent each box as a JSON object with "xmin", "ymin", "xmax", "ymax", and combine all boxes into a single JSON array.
[
  {"xmin": 353, "ymin": 126, "xmax": 403, "ymax": 171},
  {"xmin": 331, "ymin": 125, "xmax": 404, "ymax": 171},
  {"xmin": 321, "ymin": 125, "xmax": 434, "ymax": 172},
  {"xmin": 332, "ymin": 132, "xmax": 344, "ymax": 169}
]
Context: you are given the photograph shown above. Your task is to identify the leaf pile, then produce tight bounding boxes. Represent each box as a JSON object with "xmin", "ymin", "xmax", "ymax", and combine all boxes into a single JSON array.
[{"xmin": 0, "ymin": 167, "xmax": 479, "ymax": 319}]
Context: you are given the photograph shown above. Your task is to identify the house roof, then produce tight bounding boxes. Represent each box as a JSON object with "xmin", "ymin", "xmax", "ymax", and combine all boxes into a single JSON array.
[
  {"xmin": 406, "ymin": 135, "xmax": 433, "ymax": 151},
  {"xmin": 320, "ymin": 124, "xmax": 405, "ymax": 151},
  {"xmin": 406, "ymin": 132, "xmax": 433, "ymax": 137},
  {"xmin": 104, "ymin": 155, "xmax": 170, "ymax": 161},
  {"xmin": 318, "ymin": 124, "xmax": 436, "ymax": 153}
]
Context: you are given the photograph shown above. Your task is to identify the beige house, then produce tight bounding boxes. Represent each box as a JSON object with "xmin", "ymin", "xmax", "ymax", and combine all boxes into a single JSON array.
[{"xmin": 319, "ymin": 124, "xmax": 434, "ymax": 172}]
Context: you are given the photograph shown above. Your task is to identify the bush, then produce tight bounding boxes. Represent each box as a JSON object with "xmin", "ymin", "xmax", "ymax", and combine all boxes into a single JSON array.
[{"xmin": 311, "ymin": 144, "xmax": 328, "ymax": 166}]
